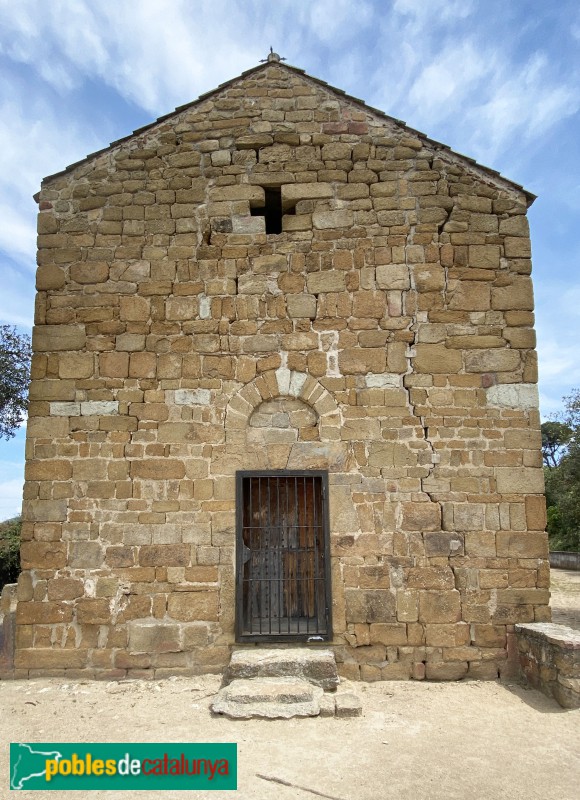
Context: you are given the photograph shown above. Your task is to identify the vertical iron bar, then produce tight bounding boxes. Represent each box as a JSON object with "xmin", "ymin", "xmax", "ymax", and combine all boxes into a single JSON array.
[
  {"xmin": 304, "ymin": 474, "xmax": 309, "ymax": 633},
  {"xmin": 295, "ymin": 474, "xmax": 298, "ymax": 635},
  {"xmin": 267, "ymin": 476, "xmax": 271, "ymax": 635},
  {"xmin": 248, "ymin": 477, "xmax": 253, "ymax": 635},
  {"xmin": 258, "ymin": 476, "xmax": 262, "ymax": 635},
  {"xmin": 313, "ymin": 476, "xmax": 319, "ymax": 631},
  {"xmin": 276, "ymin": 476, "xmax": 280, "ymax": 634}
]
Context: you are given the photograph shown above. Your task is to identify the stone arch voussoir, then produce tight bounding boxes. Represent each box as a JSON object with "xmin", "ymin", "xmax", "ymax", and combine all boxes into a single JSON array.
[{"xmin": 225, "ymin": 369, "xmax": 340, "ymax": 430}]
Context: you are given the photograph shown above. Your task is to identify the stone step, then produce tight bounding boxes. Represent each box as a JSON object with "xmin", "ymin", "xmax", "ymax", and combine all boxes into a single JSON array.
[
  {"xmin": 225, "ymin": 648, "xmax": 339, "ymax": 690},
  {"xmin": 212, "ymin": 677, "xmax": 324, "ymax": 719}
]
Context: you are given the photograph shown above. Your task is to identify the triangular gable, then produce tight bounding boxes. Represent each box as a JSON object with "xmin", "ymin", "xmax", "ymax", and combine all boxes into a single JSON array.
[{"xmin": 38, "ymin": 60, "xmax": 534, "ymax": 205}]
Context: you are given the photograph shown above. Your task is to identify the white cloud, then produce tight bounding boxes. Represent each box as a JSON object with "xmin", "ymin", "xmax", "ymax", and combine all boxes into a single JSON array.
[
  {"xmin": 0, "ymin": 0, "xmax": 267, "ymax": 114},
  {"xmin": 408, "ymin": 40, "xmax": 491, "ymax": 122},
  {"xmin": 306, "ymin": 0, "xmax": 373, "ymax": 44},
  {"xmin": 468, "ymin": 53, "xmax": 580, "ymax": 162},
  {"xmin": 393, "ymin": 0, "xmax": 474, "ymax": 26},
  {"xmin": 0, "ymin": 88, "xmax": 101, "ymax": 280}
]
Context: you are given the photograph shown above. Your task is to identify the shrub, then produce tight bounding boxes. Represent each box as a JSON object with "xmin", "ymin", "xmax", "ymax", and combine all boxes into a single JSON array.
[{"xmin": 0, "ymin": 517, "xmax": 21, "ymax": 590}]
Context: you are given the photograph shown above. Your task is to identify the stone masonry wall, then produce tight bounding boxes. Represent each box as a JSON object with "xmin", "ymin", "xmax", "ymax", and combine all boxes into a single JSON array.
[{"xmin": 5, "ymin": 62, "xmax": 549, "ymax": 681}]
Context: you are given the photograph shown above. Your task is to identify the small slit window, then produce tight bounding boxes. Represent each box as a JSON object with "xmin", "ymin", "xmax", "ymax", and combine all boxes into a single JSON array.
[{"xmin": 251, "ymin": 187, "xmax": 294, "ymax": 234}]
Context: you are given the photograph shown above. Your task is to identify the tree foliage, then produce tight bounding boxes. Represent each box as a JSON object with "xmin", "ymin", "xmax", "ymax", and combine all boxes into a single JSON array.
[
  {"xmin": 544, "ymin": 390, "xmax": 580, "ymax": 551},
  {"xmin": 541, "ymin": 420, "xmax": 572, "ymax": 468},
  {"xmin": 0, "ymin": 517, "xmax": 21, "ymax": 590},
  {"xmin": 0, "ymin": 325, "xmax": 31, "ymax": 440}
]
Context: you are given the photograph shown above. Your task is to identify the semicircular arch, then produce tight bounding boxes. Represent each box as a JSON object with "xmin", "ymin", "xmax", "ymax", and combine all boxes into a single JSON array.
[{"xmin": 225, "ymin": 368, "xmax": 339, "ymax": 431}]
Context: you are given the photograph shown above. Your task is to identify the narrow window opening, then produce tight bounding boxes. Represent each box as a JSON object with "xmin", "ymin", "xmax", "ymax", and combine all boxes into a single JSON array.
[{"xmin": 251, "ymin": 187, "xmax": 295, "ymax": 234}]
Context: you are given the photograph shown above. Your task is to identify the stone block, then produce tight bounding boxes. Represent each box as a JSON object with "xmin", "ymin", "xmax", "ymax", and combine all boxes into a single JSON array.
[
  {"xmin": 424, "ymin": 532, "xmax": 464, "ymax": 557},
  {"xmin": 130, "ymin": 459, "xmax": 186, "ymax": 479},
  {"xmin": 448, "ymin": 281, "xmax": 490, "ymax": 310},
  {"xmin": 419, "ymin": 591, "xmax": 461, "ymax": 623},
  {"xmin": 408, "ymin": 568, "xmax": 455, "ymax": 590},
  {"xmin": 425, "ymin": 661, "xmax": 468, "ymax": 681},
  {"xmin": 345, "ymin": 589, "xmax": 396, "ymax": 623},
  {"xmin": 20, "ymin": 541, "xmax": 67, "ymax": 570},
  {"xmin": 413, "ymin": 344, "xmax": 462, "ymax": 374},
  {"xmin": 139, "ymin": 544, "xmax": 191, "ymax": 567},
  {"xmin": 182, "ymin": 622, "xmax": 212, "ymax": 648},
  {"xmin": 69, "ymin": 542, "xmax": 104, "ymax": 569},
  {"xmin": 496, "ymin": 532, "xmax": 548, "ymax": 558},
  {"xmin": 129, "ymin": 353, "xmax": 156, "ymax": 378},
  {"xmin": 282, "ymin": 183, "xmax": 333, "ymax": 206},
  {"xmin": 425, "ymin": 623, "xmax": 470, "ymax": 647},
  {"xmin": 465, "ymin": 531, "xmax": 496, "ymax": 557},
  {"xmin": 369, "ymin": 623, "xmax": 407, "ymax": 645},
  {"xmin": 99, "ymin": 352, "xmax": 129, "ymax": 378},
  {"xmin": 465, "ymin": 349, "xmax": 521, "ymax": 373},
  {"xmin": 338, "ymin": 348, "xmax": 386, "ymax": 374},
  {"xmin": 396, "ymin": 590, "xmax": 418, "ymax": 622},
  {"xmin": 25, "ymin": 460, "xmax": 72, "ymax": 481},
  {"xmin": 70, "ymin": 262, "xmax": 109, "ymax": 283},
  {"xmin": 401, "ymin": 502, "xmax": 441, "ymax": 531},
  {"xmin": 334, "ymin": 691, "xmax": 363, "ymax": 717},
  {"xmin": 486, "ymin": 384, "xmax": 539, "ymax": 410},
  {"xmin": 286, "ymin": 294, "xmax": 317, "ymax": 319},
  {"xmin": 412, "ymin": 265, "xmax": 445, "ymax": 292},
  {"xmin": 15, "ymin": 648, "xmax": 88, "ymax": 670},
  {"xmin": 128, "ymin": 620, "xmax": 181, "ymax": 653},
  {"xmin": 525, "ymin": 495, "xmax": 547, "ymax": 530},
  {"xmin": 80, "ymin": 401, "xmax": 118, "ymax": 416},
  {"xmin": 167, "ymin": 591, "xmax": 219, "ymax": 621},
  {"xmin": 504, "ymin": 238, "xmax": 531, "ymax": 258},
  {"xmin": 225, "ymin": 648, "xmax": 338, "ymax": 690},
  {"xmin": 492, "ymin": 277, "xmax": 534, "ymax": 310},
  {"xmin": 495, "ymin": 468, "xmax": 544, "ymax": 494},
  {"xmin": 32, "ymin": 325, "xmax": 86, "ymax": 352},
  {"xmin": 211, "ymin": 677, "xmax": 324, "ymax": 719},
  {"xmin": 58, "ymin": 353, "xmax": 93, "ymax": 379},
  {"xmin": 119, "ymin": 296, "xmax": 150, "ymax": 321},
  {"xmin": 174, "ymin": 389, "xmax": 211, "ymax": 405},
  {"xmin": 16, "ymin": 601, "xmax": 73, "ymax": 625},
  {"xmin": 469, "ymin": 245, "xmax": 500, "ymax": 269},
  {"xmin": 306, "ymin": 271, "xmax": 346, "ymax": 294},
  {"xmin": 22, "ymin": 499, "xmax": 67, "ymax": 522},
  {"xmin": 472, "ymin": 624, "xmax": 507, "ymax": 647},
  {"xmin": 76, "ymin": 599, "xmax": 111, "ymax": 625},
  {"xmin": 48, "ymin": 577, "xmax": 85, "ymax": 600},
  {"xmin": 449, "ymin": 503, "xmax": 485, "ymax": 532},
  {"xmin": 376, "ymin": 264, "xmax": 410, "ymax": 290},
  {"xmin": 36, "ymin": 264, "xmax": 65, "ymax": 290}
]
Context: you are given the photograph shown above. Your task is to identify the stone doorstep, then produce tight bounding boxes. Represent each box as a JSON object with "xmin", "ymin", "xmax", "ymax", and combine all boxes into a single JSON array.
[
  {"xmin": 212, "ymin": 677, "xmax": 323, "ymax": 719},
  {"xmin": 213, "ymin": 649, "xmax": 362, "ymax": 719},
  {"xmin": 225, "ymin": 647, "xmax": 339, "ymax": 690},
  {"xmin": 211, "ymin": 677, "xmax": 362, "ymax": 720}
]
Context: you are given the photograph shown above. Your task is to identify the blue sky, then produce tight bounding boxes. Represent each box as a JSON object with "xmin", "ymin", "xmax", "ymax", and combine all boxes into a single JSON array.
[{"xmin": 1, "ymin": 0, "xmax": 579, "ymax": 519}]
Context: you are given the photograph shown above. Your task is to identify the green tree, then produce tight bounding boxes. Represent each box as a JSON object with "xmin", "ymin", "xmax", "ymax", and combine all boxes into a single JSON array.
[
  {"xmin": 0, "ymin": 325, "xmax": 31, "ymax": 439},
  {"xmin": 541, "ymin": 420, "xmax": 572, "ymax": 468},
  {"xmin": 0, "ymin": 517, "xmax": 21, "ymax": 590},
  {"xmin": 544, "ymin": 390, "xmax": 580, "ymax": 551}
]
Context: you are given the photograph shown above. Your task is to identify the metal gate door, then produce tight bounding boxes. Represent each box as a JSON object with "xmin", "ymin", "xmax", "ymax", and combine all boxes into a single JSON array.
[{"xmin": 235, "ymin": 470, "xmax": 332, "ymax": 642}]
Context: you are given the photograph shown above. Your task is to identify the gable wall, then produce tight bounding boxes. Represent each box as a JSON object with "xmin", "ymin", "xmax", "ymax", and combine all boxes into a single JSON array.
[{"xmin": 7, "ymin": 64, "xmax": 548, "ymax": 681}]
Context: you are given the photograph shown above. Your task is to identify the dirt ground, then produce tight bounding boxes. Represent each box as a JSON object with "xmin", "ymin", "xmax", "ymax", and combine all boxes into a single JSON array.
[
  {"xmin": 1, "ymin": 568, "xmax": 579, "ymax": 800},
  {"xmin": 550, "ymin": 568, "xmax": 580, "ymax": 629}
]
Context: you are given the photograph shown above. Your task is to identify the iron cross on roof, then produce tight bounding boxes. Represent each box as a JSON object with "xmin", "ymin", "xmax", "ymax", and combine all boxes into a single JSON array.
[{"xmin": 260, "ymin": 47, "xmax": 286, "ymax": 63}]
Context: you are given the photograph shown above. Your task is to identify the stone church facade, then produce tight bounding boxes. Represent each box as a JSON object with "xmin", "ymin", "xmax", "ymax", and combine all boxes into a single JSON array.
[{"xmin": 5, "ymin": 56, "xmax": 549, "ymax": 681}]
